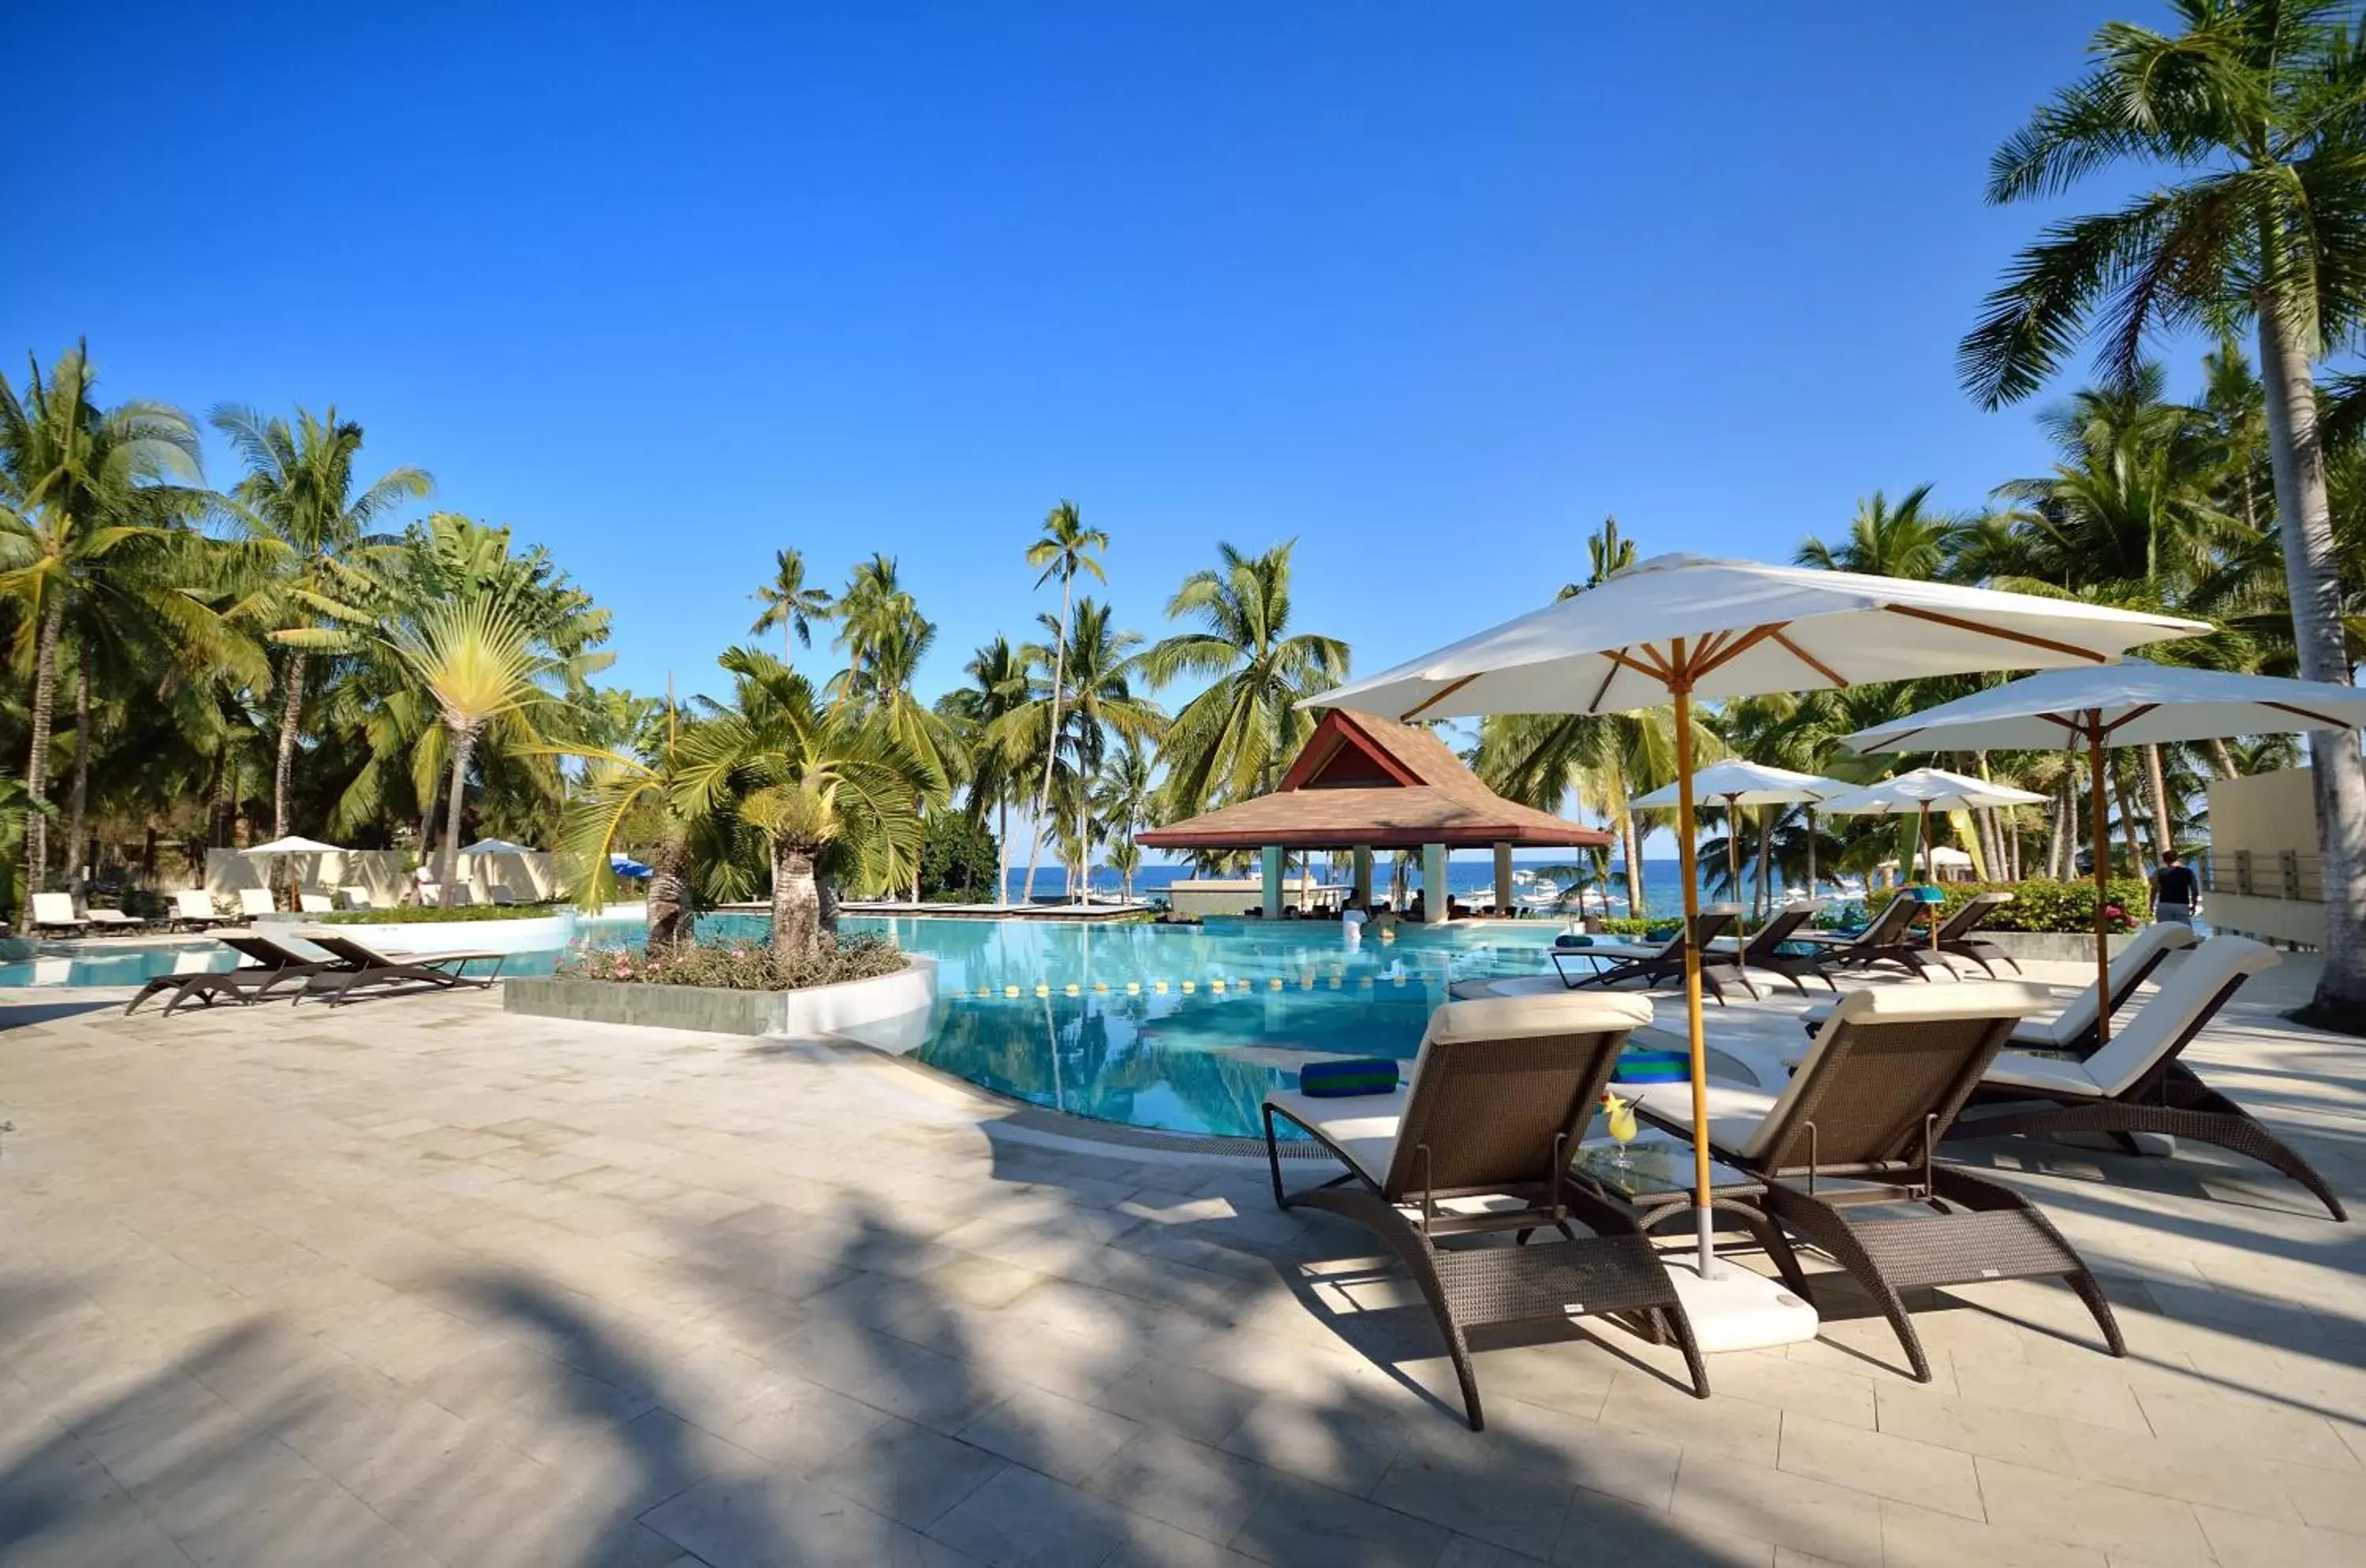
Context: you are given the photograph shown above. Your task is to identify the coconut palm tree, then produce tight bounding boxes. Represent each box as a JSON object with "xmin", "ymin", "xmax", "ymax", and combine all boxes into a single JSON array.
[
  {"xmin": 683, "ymin": 648, "xmax": 934, "ymax": 958},
  {"xmin": 1017, "ymin": 599, "xmax": 1162, "ymax": 901},
  {"xmin": 939, "ymin": 635, "xmax": 1032, "ymax": 903},
  {"xmin": 1019, "ymin": 502, "xmax": 1107, "ymax": 902},
  {"xmin": 211, "ymin": 404, "xmax": 431, "ymax": 841},
  {"xmin": 1963, "ymin": 0, "xmax": 2366, "ymax": 1019},
  {"xmin": 1092, "ymin": 737, "xmax": 1155, "ymax": 899},
  {"xmin": 1794, "ymin": 486, "xmax": 1965, "ymax": 579},
  {"xmin": 748, "ymin": 547, "xmax": 834, "ymax": 665},
  {"xmin": 1142, "ymin": 541, "xmax": 1348, "ymax": 821},
  {"xmin": 0, "ymin": 343, "xmax": 207, "ymax": 917}
]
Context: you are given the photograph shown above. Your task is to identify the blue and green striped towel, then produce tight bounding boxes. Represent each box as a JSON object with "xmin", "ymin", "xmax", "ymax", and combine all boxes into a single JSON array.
[
  {"xmin": 1299, "ymin": 1059, "xmax": 1401, "ymax": 1097},
  {"xmin": 1614, "ymin": 1047, "xmax": 1691, "ymax": 1084}
]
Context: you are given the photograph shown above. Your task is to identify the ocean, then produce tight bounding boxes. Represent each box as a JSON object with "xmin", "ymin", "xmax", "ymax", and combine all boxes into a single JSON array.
[{"xmin": 995, "ymin": 858, "xmax": 1810, "ymax": 913}]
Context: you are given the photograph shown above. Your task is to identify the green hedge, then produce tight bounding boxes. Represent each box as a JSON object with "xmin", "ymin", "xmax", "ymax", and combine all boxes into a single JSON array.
[
  {"xmin": 561, "ymin": 935, "xmax": 904, "ymax": 990},
  {"xmin": 317, "ymin": 903, "xmax": 562, "ymax": 924},
  {"xmin": 1571, "ymin": 879, "xmax": 2150, "ymax": 939}
]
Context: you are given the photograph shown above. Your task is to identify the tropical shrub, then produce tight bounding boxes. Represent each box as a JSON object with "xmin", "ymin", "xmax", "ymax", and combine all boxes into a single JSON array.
[
  {"xmin": 560, "ymin": 935, "xmax": 904, "ymax": 990},
  {"xmin": 919, "ymin": 810, "xmax": 998, "ymax": 902},
  {"xmin": 1814, "ymin": 879, "xmax": 2151, "ymax": 935}
]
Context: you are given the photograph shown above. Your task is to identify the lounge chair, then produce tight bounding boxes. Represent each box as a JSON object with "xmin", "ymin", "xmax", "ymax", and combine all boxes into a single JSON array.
[
  {"xmin": 1626, "ymin": 983, "xmax": 2125, "ymax": 1382},
  {"xmin": 1726, "ymin": 902, "xmax": 1836, "ymax": 996},
  {"xmin": 237, "ymin": 888, "xmax": 278, "ymax": 919},
  {"xmin": 84, "ymin": 906, "xmax": 151, "ymax": 934},
  {"xmin": 170, "ymin": 890, "xmax": 230, "ymax": 930},
  {"xmin": 1949, "ymin": 937, "xmax": 2342, "ymax": 1221},
  {"xmin": 292, "ymin": 931, "xmax": 506, "ymax": 1006},
  {"xmin": 1785, "ymin": 893, "xmax": 1936, "ymax": 980},
  {"xmin": 1263, "ymin": 991, "xmax": 1707, "ymax": 1428},
  {"xmin": 29, "ymin": 894, "xmax": 88, "ymax": 935},
  {"xmin": 1551, "ymin": 906, "xmax": 1747, "ymax": 1001},
  {"xmin": 126, "ymin": 929, "xmax": 345, "ymax": 1016},
  {"xmin": 1929, "ymin": 890, "xmax": 2018, "ymax": 976},
  {"xmin": 1998, "ymin": 921, "xmax": 2196, "ymax": 1055},
  {"xmin": 338, "ymin": 885, "xmax": 374, "ymax": 911},
  {"xmin": 297, "ymin": 892, "xmax": 336, "ymax": 914}
]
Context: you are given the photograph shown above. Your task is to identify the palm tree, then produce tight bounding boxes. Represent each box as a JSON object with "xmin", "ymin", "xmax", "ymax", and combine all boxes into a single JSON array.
[
  {"xmin": 1019, "ymin": 501, "xmax": 1107, "ymax": 902},
  {"xmin": 0, "ymin": 343, "xmax": 205, "ymax": 917},
  {"xmin": 1964, "ymin": 0, "xmax": 2366, "ymax": 1020},
  {"xmin": 382, "ymin": 593, "xmax": 560, "ymax": 904},
  {"xmin": 1032, "ymin": 599, "xmax": 1161, "ymax": 901},
  {"xmin": 1092, "ymin": 737, "xmax": 1155, "ymax": 899},
  {"xmin": 211, "ymin": 404, "xmax": 431, "ymax": 841},
  {"xmin": 547, "ymin": 693, "xmax": 708, "ymax": 944},
  {"xmin": 1142, "ymin": 541, "xmax": 1349, "ymax": 821},
  {"xmin": 939, "ymin": 636, "xmax": 1032, "ymax": 903},
  {"xmin": 1794, "ymin": 486, "xmax": 1963, "ymax": 579},
  {"xmin": 748, "ymin": 547, "xmax": 834, "ymax": 664},
  {"xmin": 685, "ymin": 649, "xmax": 933, "ymax": 958}
]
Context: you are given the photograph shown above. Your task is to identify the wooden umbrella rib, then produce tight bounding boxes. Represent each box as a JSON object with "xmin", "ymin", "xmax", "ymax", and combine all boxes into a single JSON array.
[
  {"xmin": 1691, "ymin": 622, "xmax": 1785, "ymax": 679},
  {"xmin": 2097, "ymin": 703, "xmax": 2158, "ymax": 737},
  {"xmin": 1584, "ymin": 655, "xmax": 1623, "ymax": 715},
  {"xmin": 1881, "ymin": 604, "xmax": 2115, "ymax": 663},
  {"xmin": 1766, "ymin": 628, "xmax": 1848, "ymax": 689},
  {"xmin": 1609, "ymin": 647, "xmax": 1672, "ymax": 681},
  {"xmin": 1400, "ymin": 673, "xmax": 1479, "ymax": 721},
  {"xmin": 2262, "ymin": 700, "xmax": 2360, "ymax": 731}
]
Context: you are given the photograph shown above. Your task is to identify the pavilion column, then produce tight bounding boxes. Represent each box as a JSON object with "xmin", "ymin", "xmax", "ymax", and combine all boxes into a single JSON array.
[
  {"xmin": 1493, "ymin": 842, "xmax": 1514, "ymax": 917},
  {"xmin": 1352, "ymin": 846, "xmax": 1373, "ymax": 909},
  {"xmin": 1260, "ymin": 845, "xmax": 1284, "ymax": 919},
  {"xmin": 1422, "ymin": 842, "xmax": 1449, "ymax": 923}
]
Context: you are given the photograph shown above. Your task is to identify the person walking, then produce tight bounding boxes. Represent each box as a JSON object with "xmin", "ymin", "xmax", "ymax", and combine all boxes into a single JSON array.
[{"xmin": 2151, "ymin": 849, "xmax": 2201, "ymax": 927}]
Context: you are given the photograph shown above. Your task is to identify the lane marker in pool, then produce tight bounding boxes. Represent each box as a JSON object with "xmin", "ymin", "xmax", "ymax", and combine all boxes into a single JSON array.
[
  {"xmin": 1154, "ymin": 980, "xmax": 1167, "ymax": 992},
  {"xmin": 1064, "ymin": 984, "xmax": 1080, "ymax": 996},
  {"xmin": 1125, "ymin": 981, "xmax": 1139, "ymax": 994},
  {"xmin": 1269, "ymin": 977, "xmax": 1283, "ymax": 990},
  {"xmin": 1328, "ymin": 976, "xmax": 1342, "ymax": 988},
  {"xmin": 1092, "ymin": 981, "xmax": 1107, "ymax": 993},
  {"xmin": 1211, "ymin": 980, "xmax": 1226, "ymax": 992},
  {"xmin": 1004, "ymin": 985, "xmax": 1021, "ymax": 997},
  {"xmin": 1035, "ymin": 984, "xmax": 1050, "ymax": 996}
]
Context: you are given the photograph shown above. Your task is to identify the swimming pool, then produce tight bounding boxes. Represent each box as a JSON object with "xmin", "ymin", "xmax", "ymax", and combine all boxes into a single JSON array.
[{"xmin": 700, "ymin": 913, "xmax": 1578, "ymax": 1137}]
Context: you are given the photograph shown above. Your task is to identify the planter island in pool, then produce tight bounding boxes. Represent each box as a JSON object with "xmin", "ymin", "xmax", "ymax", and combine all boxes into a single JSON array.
[{"xmin": 502, "ymin": 954, "xmax": 937, "ymax": 1051}]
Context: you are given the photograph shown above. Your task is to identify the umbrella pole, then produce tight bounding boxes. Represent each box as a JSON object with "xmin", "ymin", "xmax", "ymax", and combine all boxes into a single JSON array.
[
  {"xmin": 1923, "ymin": 803, "xmax": 1939, "ymax": 953},
  {"xmin": 2088, "ymin": 715, "xmax": 2113, "ymax": 1047},
  {"xmin": 1726, "ymin": 794, "xmax": 1741, "ymax": 909},
  {"xmin": 1673, "ymin": 675, "xmax": 1716, "ymax": 1278}
]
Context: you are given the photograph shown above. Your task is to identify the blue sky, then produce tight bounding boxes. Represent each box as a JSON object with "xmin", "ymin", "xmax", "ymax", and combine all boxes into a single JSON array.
[{"xmin": 6, "ymin": 2, "xmax": 2173, "ymax": 837}]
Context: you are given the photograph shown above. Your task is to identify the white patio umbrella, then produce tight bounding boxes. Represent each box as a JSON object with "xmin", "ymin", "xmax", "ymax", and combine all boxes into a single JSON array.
[
  {"xmin": 457, "ymin": 838, "xmax": 538, "ymax": 857},
  {"xmin": 1816, "ymin": 769, "xmax": 2047, "ymax": 951},
  {"xmin": 240, "ymin": 835, "xmax": 343, "ymax": 905},
  {"xmin": 1844, "ymin": 660, "xmax": 2366, "ymax": 1043},
  {"xmin": 1629, "ymin": 759, "xmax": 1851, "ymax": 909},
  {"xmin": 1304, "ymin": 553, "xmax": 2205, "ymax": 1293}
]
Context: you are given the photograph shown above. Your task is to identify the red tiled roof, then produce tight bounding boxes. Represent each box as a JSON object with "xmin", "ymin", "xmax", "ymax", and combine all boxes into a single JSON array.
[{"xmin": 1137, "ymin": 709, "xmax": 1614, "ymax": 852}]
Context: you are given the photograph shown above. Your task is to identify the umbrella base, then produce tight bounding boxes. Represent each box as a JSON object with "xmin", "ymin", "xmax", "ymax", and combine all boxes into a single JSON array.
[{"xmin": 1663, "ymin": 1257, "xmax": 1819, "ymax": 1353}]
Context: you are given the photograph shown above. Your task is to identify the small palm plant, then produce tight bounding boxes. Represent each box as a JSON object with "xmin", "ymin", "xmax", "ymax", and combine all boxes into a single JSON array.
[{"xmin": 385, "ymin": 594, "xmax": 559, "ymax": 903}]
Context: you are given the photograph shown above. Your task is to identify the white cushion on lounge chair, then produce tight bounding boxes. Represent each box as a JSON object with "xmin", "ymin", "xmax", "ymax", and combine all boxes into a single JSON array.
[
  {"xmin": 1454, "ymin": 974, "xmax": 1572, "ymax": 999},
  {"xmin": 31, "ymin": 893, "xmax": 83, "ymax": 928},
  {"xmin": 1267, "ymin": 991, "xmax": 1655, "ymax": 1192},
  {"xmin": 2009, "ymin": 923, "xmax": 2199, "ymax": 1048},
  {"xmin": 174, "ymin": 890, "xmax": 222, "ymax": 922},
  {"xmin": 238, "ymin": 888, "xmax": 277, "ymax": 917},
  {"xmin": 1985, "ymin": 936, "xmax": 2278, "ymax": 1100},
  {"xmin": 1636, "ymin": 981, "xmax": 2049, "ymax": 1162}
]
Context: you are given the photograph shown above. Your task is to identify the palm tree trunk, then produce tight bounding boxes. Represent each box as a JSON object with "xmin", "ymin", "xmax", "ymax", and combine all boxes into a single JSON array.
[
  {"xmin": 2143, "ymin": 742, "xmax": 2175, "ymax": 859},
  {"xmin": 1021, "ymin": 576, "xmax": 1073, "ymax": 905},
  {"xmin": 65, "ymin": 636, "xmax": 91, "ymax": 895},
  {"xmin": 1753, "ymin": 806, "xmax": 1771, "ymax": 917},
  {"xmin": 438, "ymin": 726, "xmax": 475, "ymax": 908},
  {"xmin": 647, "ymin": 834, "xmax": 694, "ymax": 946},
  {"xmin": 274, "ymin": 648, "xmax": 307, "ymax": 840},
  {"xmin": 20, "ymin": 595, "xmax": 65, "ymax": 922},
  {"xmin": 771, "ymin": 842, "xmax": 821, "ymax": 959},
  {"xmin": 2207, "ymin": 738, "xmax": 2239, "ymax": 779},
  {"xmin": 2047, "ymin": 774, "xmax": 2070, "ymax": 880},
  {"xmin": 1804, "ymin": 808, "xmax": 1818, "ymax": 897},
  {"xmin": 2111, "ymin": 765, "xmax": 2145, "ymax": 876},
  {"xmin": 997, "ymin": 797, "xmax": 1010, "ymax": 906},
  {"xmin": 2258, "ymin": 301, "xmax": 2366, "ymax": 1016}
]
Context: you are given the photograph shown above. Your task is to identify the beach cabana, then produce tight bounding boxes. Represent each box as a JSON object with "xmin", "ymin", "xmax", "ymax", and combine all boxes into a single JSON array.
[{"xmin": 1136, "ymin": 707, "xmax": 1613, "ymax": 920}]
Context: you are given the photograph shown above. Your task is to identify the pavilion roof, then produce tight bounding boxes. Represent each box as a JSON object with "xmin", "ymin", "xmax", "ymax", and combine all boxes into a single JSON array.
[{"xmin": 1136, "ymin": 709, "xmax": 1614, "ymax": 853}]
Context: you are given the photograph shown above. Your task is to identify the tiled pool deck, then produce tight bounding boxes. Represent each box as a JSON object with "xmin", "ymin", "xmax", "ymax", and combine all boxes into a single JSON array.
[{"xmin": 0, "ymin": 958, "xmax": 2360, "ymax": 1566}]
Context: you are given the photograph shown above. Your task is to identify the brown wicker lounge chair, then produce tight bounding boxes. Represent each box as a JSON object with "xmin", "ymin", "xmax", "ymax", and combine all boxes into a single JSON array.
[
  {"xmin": 293, "ymin": 931, "xmax": 505, "ymax": 1005},
  {"xmin": 1930, "ymin": 890, "xmax": 2018, "ymax": 976},
  {"xmin": 1548, "ymin": 906, "xmax": 1748, "ymax": 1001},
  {"xmin": 1727, "ymin": 903, "xmax": 1836, "ymax": 996},
  {"xmin": 1629, "ymin": 983, "xmax": 2125, "ymax": 1382},
  {"xmin": 1262, "ymin": 991, "xmax": 1707, "ymax": 1428},
  {"xmin": 1786, "ymin": 894, "xmax": 1935, "ymax": 980},
  {"xmin": 125, "ymin": 929, "xmax": 345, "ymax": 1016},
  {"xmin": 1949, "ymin": 937, "xmax": 2342, "ymax": 1221}
]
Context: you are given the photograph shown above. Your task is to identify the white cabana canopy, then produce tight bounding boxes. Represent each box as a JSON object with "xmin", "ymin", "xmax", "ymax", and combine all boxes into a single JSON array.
[
  {"xmin": 458, "ymin": 838, "xmax": 538, "ymax": 857},
  {"xmin": 1305, "ymin": 553, "xmax": 2207, "ymax": 1297}
]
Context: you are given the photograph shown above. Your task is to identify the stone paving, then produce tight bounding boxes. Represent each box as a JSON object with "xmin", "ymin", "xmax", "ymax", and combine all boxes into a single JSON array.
[{"xmin": 0, "ymin": 956, "xmax": 2361, "ymax": 1567}]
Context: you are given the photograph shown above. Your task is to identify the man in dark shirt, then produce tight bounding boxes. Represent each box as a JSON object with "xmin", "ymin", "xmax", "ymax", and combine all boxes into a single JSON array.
[{"xmin": 2152, "ymin": 850, "xmax": 2201, "ymax": 925}]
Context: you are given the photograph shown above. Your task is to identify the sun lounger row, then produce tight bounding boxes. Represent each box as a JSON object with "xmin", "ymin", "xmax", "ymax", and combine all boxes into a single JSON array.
[
  {"xmin": 1266, "ymin": 933, "xmax": 2339, "ymax": 1428},
  {"xmin": 125, "ymin": 930, "xmax": 506, "ymax": 1017}
]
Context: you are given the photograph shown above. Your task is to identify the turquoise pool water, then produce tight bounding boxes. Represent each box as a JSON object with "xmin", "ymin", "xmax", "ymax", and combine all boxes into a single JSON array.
[{"xmin": 697, "ymin": 913, "xmax": 1569, "ymax": 1137}]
